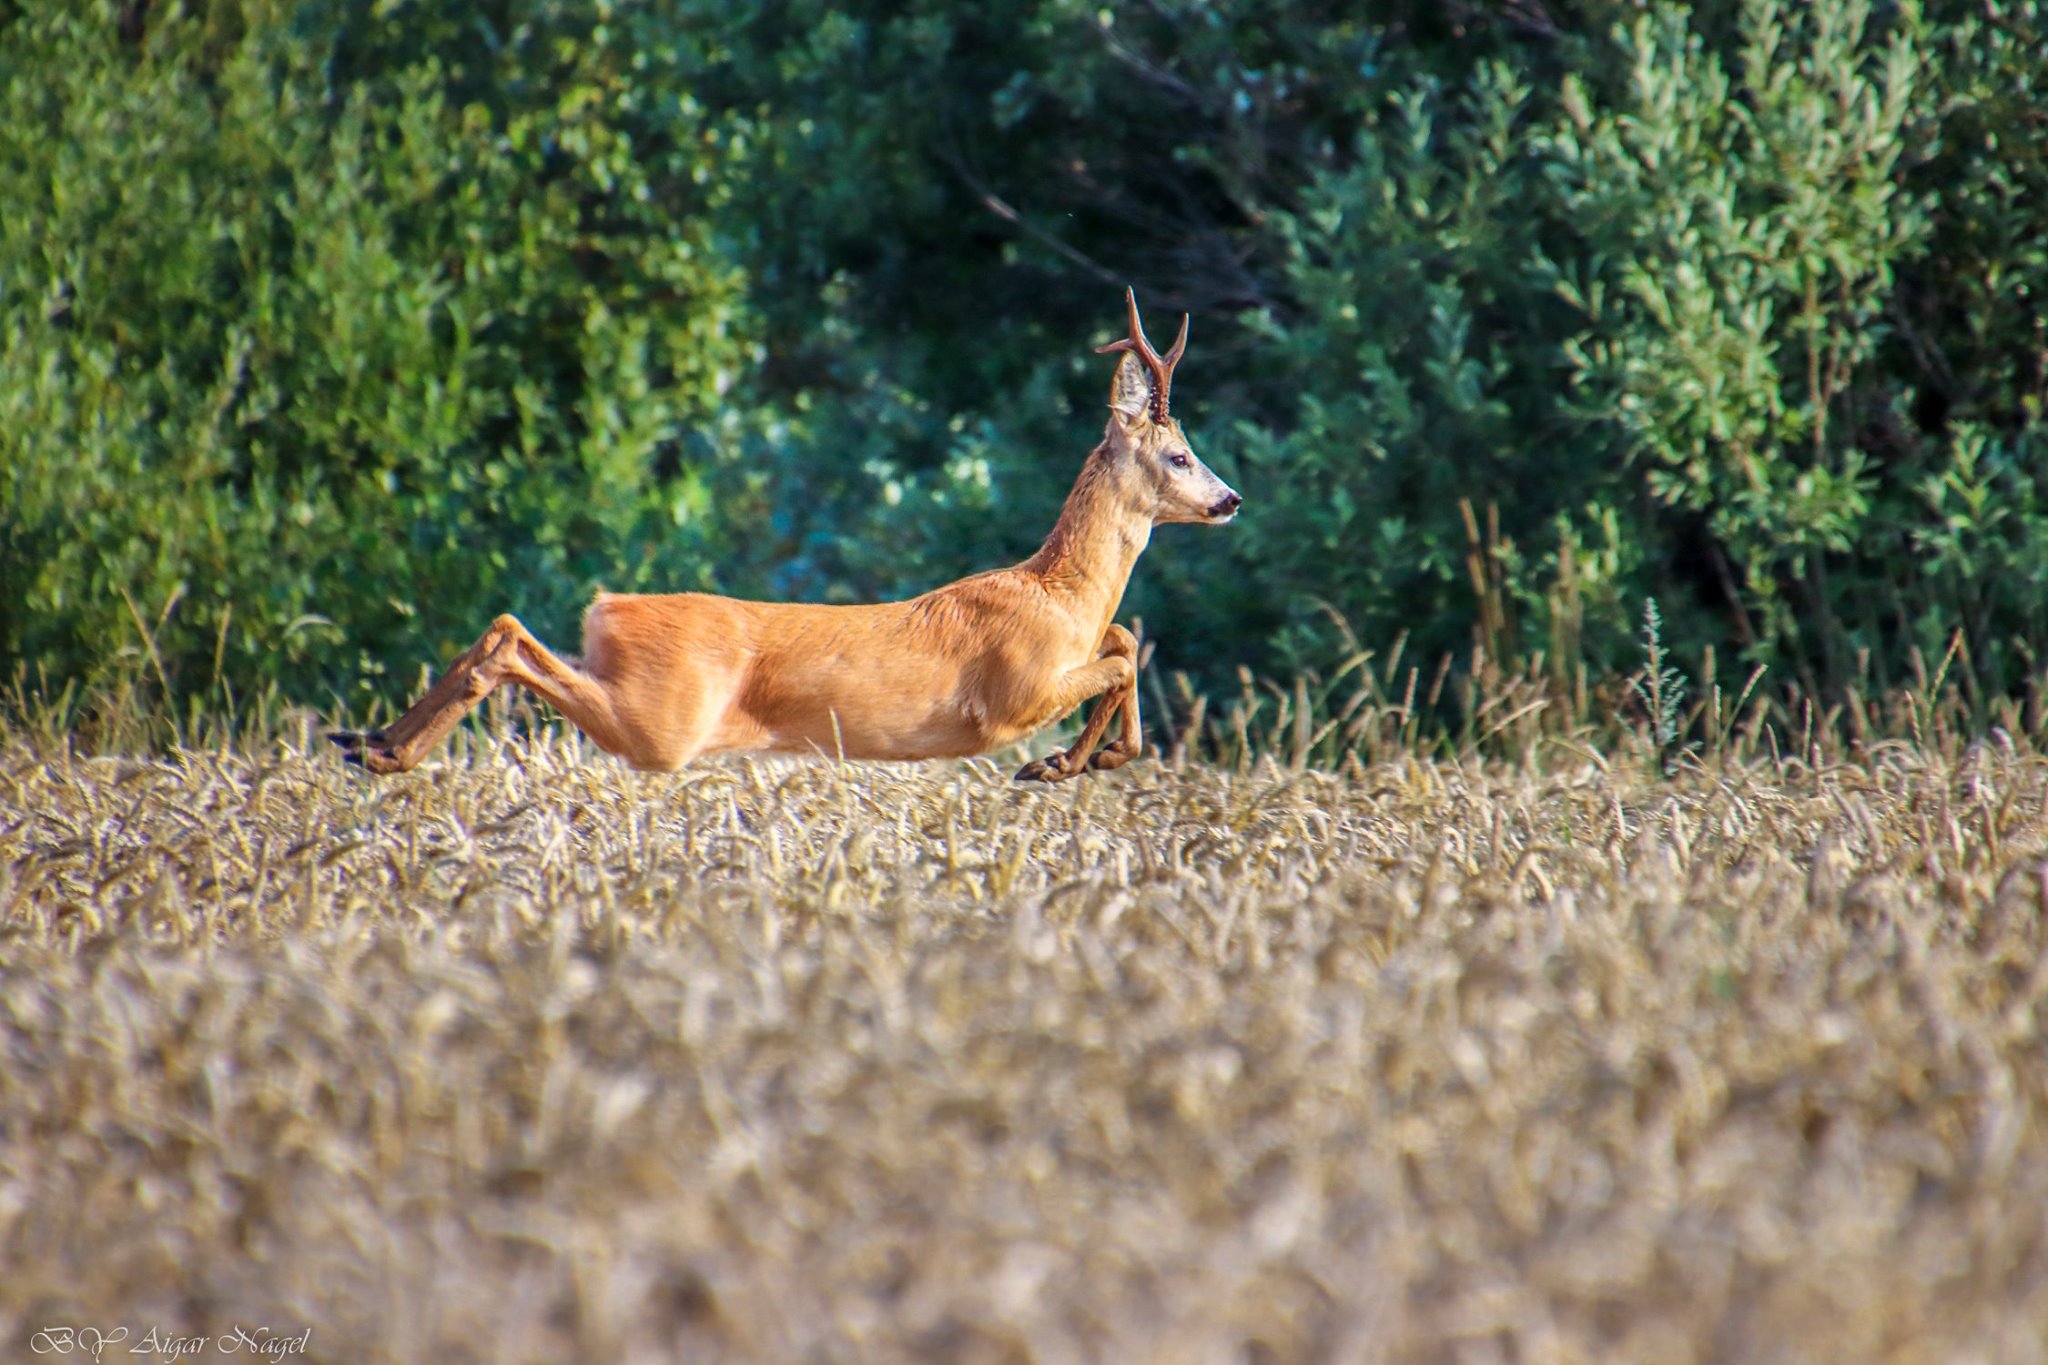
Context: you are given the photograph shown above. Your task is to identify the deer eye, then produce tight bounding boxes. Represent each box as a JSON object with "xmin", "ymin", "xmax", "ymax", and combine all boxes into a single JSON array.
[{"xmin": 1168, "ymin": 452, "xmax": 1191, "ymax": 470}]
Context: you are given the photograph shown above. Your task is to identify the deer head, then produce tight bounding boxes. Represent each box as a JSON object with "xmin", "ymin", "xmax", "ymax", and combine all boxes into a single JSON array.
[{"xmin": 1099, "ymin": 288, "xmax": 1242, "ymax": 526}]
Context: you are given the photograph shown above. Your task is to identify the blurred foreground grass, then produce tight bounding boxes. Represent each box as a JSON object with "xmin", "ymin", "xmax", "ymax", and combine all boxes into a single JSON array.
[{"xmin": 2, "ymin": 714, "xmax": 2046, "ymax": 1363}]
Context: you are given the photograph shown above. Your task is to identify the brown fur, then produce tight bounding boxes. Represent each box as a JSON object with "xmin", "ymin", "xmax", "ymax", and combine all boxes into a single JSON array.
[{"xmin": 331, "ymin": 293, "xmax": 1240, "ymax": 783}]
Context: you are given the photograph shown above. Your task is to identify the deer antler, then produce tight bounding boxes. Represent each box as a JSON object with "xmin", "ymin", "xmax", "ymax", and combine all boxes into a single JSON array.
[{"xmin": 1095, "ymin": 286, "xmax": 1189, "ymax": 423}]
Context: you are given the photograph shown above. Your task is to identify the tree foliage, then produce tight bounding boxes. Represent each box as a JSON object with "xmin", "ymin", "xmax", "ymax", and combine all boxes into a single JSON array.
[
  {"xmin": 5, "ymin": 0, "xmax": 2048, "ymax": 724},
  {"xmin": 1, "ymin": 0, "xmax": 754, "ymax": 701}
]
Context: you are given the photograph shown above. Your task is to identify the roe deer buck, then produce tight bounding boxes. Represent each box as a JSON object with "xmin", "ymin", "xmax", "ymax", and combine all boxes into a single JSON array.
[{"xmin": 329, "ymin": 288, "xmax": 1241, "ymax": 782}]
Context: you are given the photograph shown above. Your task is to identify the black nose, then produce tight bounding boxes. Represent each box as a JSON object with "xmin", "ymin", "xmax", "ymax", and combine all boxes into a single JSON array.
[{"xmin": 1211, "ymin": 492, "xmax": 1243, "ymax": 517}]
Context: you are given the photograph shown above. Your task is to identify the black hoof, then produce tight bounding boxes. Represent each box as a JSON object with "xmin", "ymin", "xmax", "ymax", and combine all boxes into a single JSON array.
[{"xmin": 327, "ymin": 728, "xmax": 385, "ymax": 748}]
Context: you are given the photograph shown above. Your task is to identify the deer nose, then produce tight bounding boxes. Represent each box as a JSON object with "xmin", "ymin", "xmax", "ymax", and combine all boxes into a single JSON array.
[{"xmin": 1210, "ymin": 491, "xmax": 1243, "ymax": 518}]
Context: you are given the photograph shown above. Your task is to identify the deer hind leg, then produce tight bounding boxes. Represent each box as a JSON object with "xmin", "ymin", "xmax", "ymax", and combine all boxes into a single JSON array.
[
  {"xmin": 331, "ymin": 614, "xmax": 649, "ymax": 774},
  {"xmin": 1014, "ymin": 627, "xmax": 1140, "ymax": 783}
]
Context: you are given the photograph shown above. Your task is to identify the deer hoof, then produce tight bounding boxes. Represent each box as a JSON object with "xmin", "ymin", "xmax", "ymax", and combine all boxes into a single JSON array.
[
  {"xmin": 1088, "ymin": 744, "xmax": 1138, "ymax": 772},
  {"xmin": 1014, "ymin": 756, "xmax": 1068, "ymax": 783},
  {"xmin": 359, "ymin": 745, "xmax": 407, "ymax": 776},
  {"xmin": 331, "ymin": 730, "xmax": 404, "ymax": 775}
]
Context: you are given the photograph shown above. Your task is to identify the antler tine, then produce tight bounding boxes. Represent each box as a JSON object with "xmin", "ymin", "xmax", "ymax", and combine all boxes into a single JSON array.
[
  {"xmin": 1093, "ymin": 288, "xmax": 1157, "ymax": 366},
  {"xmin": 1160, "ymin": 310, "xmax": 1189, "ymax": 368},
  {"xmin": 1094, "ymin": 286, "xmax": 1190, "ymax": 422}
]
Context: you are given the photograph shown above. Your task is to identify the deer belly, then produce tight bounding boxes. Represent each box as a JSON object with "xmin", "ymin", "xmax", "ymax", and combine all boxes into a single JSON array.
[
  {"xmin": 740, "ymin": 708, "xmax": 985, "ymax": 762},
  {"xmin": 721, "ymin": 662, "xmax": 976, "ymax": 760}
]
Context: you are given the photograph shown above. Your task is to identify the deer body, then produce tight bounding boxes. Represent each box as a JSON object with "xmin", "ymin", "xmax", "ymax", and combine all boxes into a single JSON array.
[{"xmin": 332, "ymin": 290, "xmax": 1238, "ymax": 782}]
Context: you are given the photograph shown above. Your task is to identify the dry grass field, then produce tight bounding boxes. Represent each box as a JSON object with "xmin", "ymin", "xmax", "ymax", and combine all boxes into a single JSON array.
[{"xmin": 3, "ymin": 708, "xmax": 2047, "ymax": 1363}]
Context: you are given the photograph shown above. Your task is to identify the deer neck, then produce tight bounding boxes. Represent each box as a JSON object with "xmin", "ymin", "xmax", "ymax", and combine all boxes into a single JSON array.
[{"xmin": 1024, "ymin": 451, "xmax": 1153, "ymax": 622}]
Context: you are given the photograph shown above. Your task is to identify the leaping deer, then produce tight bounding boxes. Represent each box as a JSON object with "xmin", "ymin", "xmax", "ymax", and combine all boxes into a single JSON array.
[{"xmin": 330, "ymin": 288, "xmax": 1241, "ymax": 782}]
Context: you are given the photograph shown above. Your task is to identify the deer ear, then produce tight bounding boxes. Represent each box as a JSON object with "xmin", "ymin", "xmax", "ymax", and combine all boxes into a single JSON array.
[{"xmin": 1108, "ymin": 351, "xmax": 1155, "ymax": 423}]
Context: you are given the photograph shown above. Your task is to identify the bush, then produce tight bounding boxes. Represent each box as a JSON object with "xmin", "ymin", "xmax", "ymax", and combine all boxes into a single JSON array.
[
  {"xmin": 0, "ymin": 1, "xmax": 754, "ymax": 707},
  {"xmin": 8, "ymin": 0, "xmax": 2048, "ymax": 736}
]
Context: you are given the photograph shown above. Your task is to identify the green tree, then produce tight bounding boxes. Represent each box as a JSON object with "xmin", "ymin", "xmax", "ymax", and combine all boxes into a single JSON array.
[
  {"xmin": 0, "ymin": 0, "xmax": 755, "ymax": 706},
  {"xmin": 1540, "ymin": 0, "xmax": 1930, "ymax": 687}
]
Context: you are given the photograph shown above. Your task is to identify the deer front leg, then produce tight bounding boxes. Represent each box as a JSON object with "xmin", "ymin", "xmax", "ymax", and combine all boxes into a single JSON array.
[
  {"xmin": 1085, "ymin": 624, "xmax": 1143, "ymax": 773},
  {"xmin": 1014, "ymin": 626, "xmax": 1140, "ymax": 783}
]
